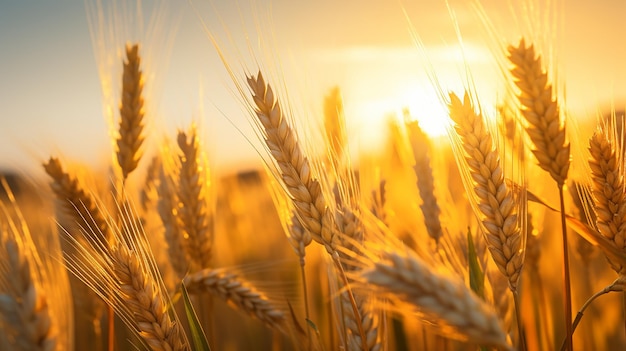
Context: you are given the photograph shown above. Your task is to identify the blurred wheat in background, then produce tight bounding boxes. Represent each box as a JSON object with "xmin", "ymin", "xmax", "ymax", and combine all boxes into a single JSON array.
[{"xmin": 2, "ymin": 0, "xmax": 626, "ymax": 350}]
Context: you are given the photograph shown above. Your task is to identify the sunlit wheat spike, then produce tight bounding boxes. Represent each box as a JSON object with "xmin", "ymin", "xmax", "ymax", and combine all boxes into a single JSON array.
[
  {"xmin": 360, "ymin": 248, "xmax": 510, "ymax": 349},
  {"xmin": 176, "ymin": 126, "xmax": 213, "ymax": 271},
  {"xmin": 508, "ymin": 38, "xmax": 570, "ymax": 186},
  {"xmin": 340, "ymin": 290, "xmax": 380, "ymax": 351},
  {"xmin": 588, "ymin": 127, "xmax": 626, "ymax": 273},
  {"xmin": 183, "ymin": 267, "xmax": 287, "ymax": 333},
  {"xmin": 334, "ymin": 205, "xmax": 380, "ymax": 351},
  {"xmin": 116, "ymin": 43, "xmax": 146, "ymax": 180},
  {"xmin": 43, "ymin": 157, "xmax": 110, "ymax": 246},
  {"xmin": 140, "ymin": 155, "xmax": 161, "ymax": 211},
  {"xmin": 370, "ymin": 180, "xmax": 387, "ymax": 224},
  {"xmin": 246, "ymin": 71, "xmax": 336, "ymax": 254},
  {"xmin": 112, "ymin": 243, "xmax": 189, "ymax": 351},
  {"xmin": 406, "ymin": 119, "xmax": 443, "ymax": 244},
  {"xmin": 336, "ymin": 204, "xmax": 363, "ymax": 248},
  {"xmin": 157, "ymin": 166, "xmax": 189, "ymax": 279},
  {"xmin": 448, "ymin": 92, "xmax": 523, "ymax": 291},
  {"xmin": 0, "ymin": 234, "xmax": 56, "ymax": 351},
  {"xmin": 63, "ymin": 198, "xmax": 190, "ymax": 351}
]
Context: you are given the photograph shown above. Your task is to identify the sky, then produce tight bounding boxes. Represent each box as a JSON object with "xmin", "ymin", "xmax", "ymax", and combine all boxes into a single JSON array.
[{"xmin": 1, "ymin": 0, "xmax": 626, "ymax": 176}]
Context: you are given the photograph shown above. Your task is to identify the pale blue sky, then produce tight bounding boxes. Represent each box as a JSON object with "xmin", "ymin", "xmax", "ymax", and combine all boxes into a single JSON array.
[{"xmin": 1, "ymin": 0, "xmax": 625, "ymax": 176}]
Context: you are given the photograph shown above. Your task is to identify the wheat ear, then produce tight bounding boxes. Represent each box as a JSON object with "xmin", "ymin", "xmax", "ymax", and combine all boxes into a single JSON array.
[
  {"xmin": 335, "ymin": 205, "xmax": 380, "ymax": 351},
  {"xmin": 406, "ymin": 119, "xmax": 443, "ymax": 244},
  {"xmin": 323, "ymin": 86, "xmax": 348, "ymax": 175},
  {"xmin": 176, "ymin": 126, "xmax": 213, "ymax": 271},
  {"xmin": 288, "ymin": 214, "xmax": 311, "ymax": 267},
  {"xmin": 116, "ymin": 43, "xmax": 145, "ymax": 180},
  {"xmin": 140, "ymin": 155, "xmax": 161, "ymax": 211},
  {"xmin": 43, "ymin": 157, "xmax": 110, "ymax": 246},
  {"xmin": 360, "ymin": 247, "xmax": 510, "ymax": 349},
  {"xmin": 448, "ymin": 92, "xmax": 523, "ymax": 291},
  {"xmin": 183, "ymin": 268, "xmax": 287, "ymax": 333},
  {"xmin": 156, "ymin": 165, "xmax": 189, "ymax": 279},
  {"xmin": 588, "ymin": 127, "xmax": 626, "ymax": 273},
  {"xmin": 246, "ymin": 72, "xmax": 337, "ymax": 254},
  {"xmin": 246, "ymin": 71, "xmax": 366, "ymax": 346},
  {"xmin": 340, "ymin": 288, "xmax": 380, "ymax": 351},
  {"xmin": 111, "ymin": 242, "xmax": 189, "ymax": 351},
  {"xmin": 508, "ymin": 38, "xmax": 570, "ymax": 186},
  {"xmin": 508, "ymin": 39, "xmax": 573, "ymax": 350},
  {"xmin": 63, "ymin": 199, "xmax": 190, "ymax": 351},
  {"xmin": 0, "ymin": 234, "xmax": 56, "ymax": 351}
]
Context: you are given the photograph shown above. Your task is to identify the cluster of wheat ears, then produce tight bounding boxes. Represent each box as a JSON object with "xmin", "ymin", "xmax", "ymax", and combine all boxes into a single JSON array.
[{"xmin": 2, "ymin": 14, "xmax": 626, "ymax": 351}]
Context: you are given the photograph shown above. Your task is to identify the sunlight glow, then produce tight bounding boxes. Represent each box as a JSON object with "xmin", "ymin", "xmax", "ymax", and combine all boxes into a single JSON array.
[{"xmin": 348, "ymin": 83, "xmax": 450, "ymax": 153}]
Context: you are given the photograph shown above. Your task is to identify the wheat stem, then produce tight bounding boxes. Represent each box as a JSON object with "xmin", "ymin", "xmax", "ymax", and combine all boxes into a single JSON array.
[
  {"xmin": 559, "ymin": 186, "xmax": 573, "ymax": 351},
  {"xmin": 559, "ymin": 276, "xmax": 626, "ymax": 351},
  {"xmin": 513, "ymin": 290, "xmax": 527, "ymax": 351}
]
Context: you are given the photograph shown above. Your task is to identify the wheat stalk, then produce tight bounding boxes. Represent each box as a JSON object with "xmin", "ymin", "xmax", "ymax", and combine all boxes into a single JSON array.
[
  {"xmin": 183, "ymin": 267, "xmax": 287, "ymax": 333},
  {"xmin": 588, "ymin": 126, "xmax": 626, "ymax": 273},
  {"xmin": 508, "ymin": 38, "xmax": 570, "ymax": 186},
  {"xmin": 116, "ymin": 43, "xmax": 145, "ymax": 181},
  {"xmin": 176, "ymin": 126, "xmax": 213, "ymax": 271},
  {"xmin": 359, "ymin": 247, "xmax": 510, "ymax": 349},
  {"xmin": 246, "ymin": 71, "xmax": 337, "ymax": 254},
  {"xmin": 448, "ymin": 91, "xmax": 523, "ymax": 292}
]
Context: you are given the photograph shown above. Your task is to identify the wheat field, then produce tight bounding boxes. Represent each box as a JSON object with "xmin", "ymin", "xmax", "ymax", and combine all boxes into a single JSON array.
[{"xmin": 1, "ymin": 1, "xmax": 626, "ymax": 351}]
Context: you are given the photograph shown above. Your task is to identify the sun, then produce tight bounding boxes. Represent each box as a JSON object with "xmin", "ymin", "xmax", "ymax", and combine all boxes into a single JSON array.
[{"xmin": 399, "ymin": 85, "xmax": 449, "ymax": 139}]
